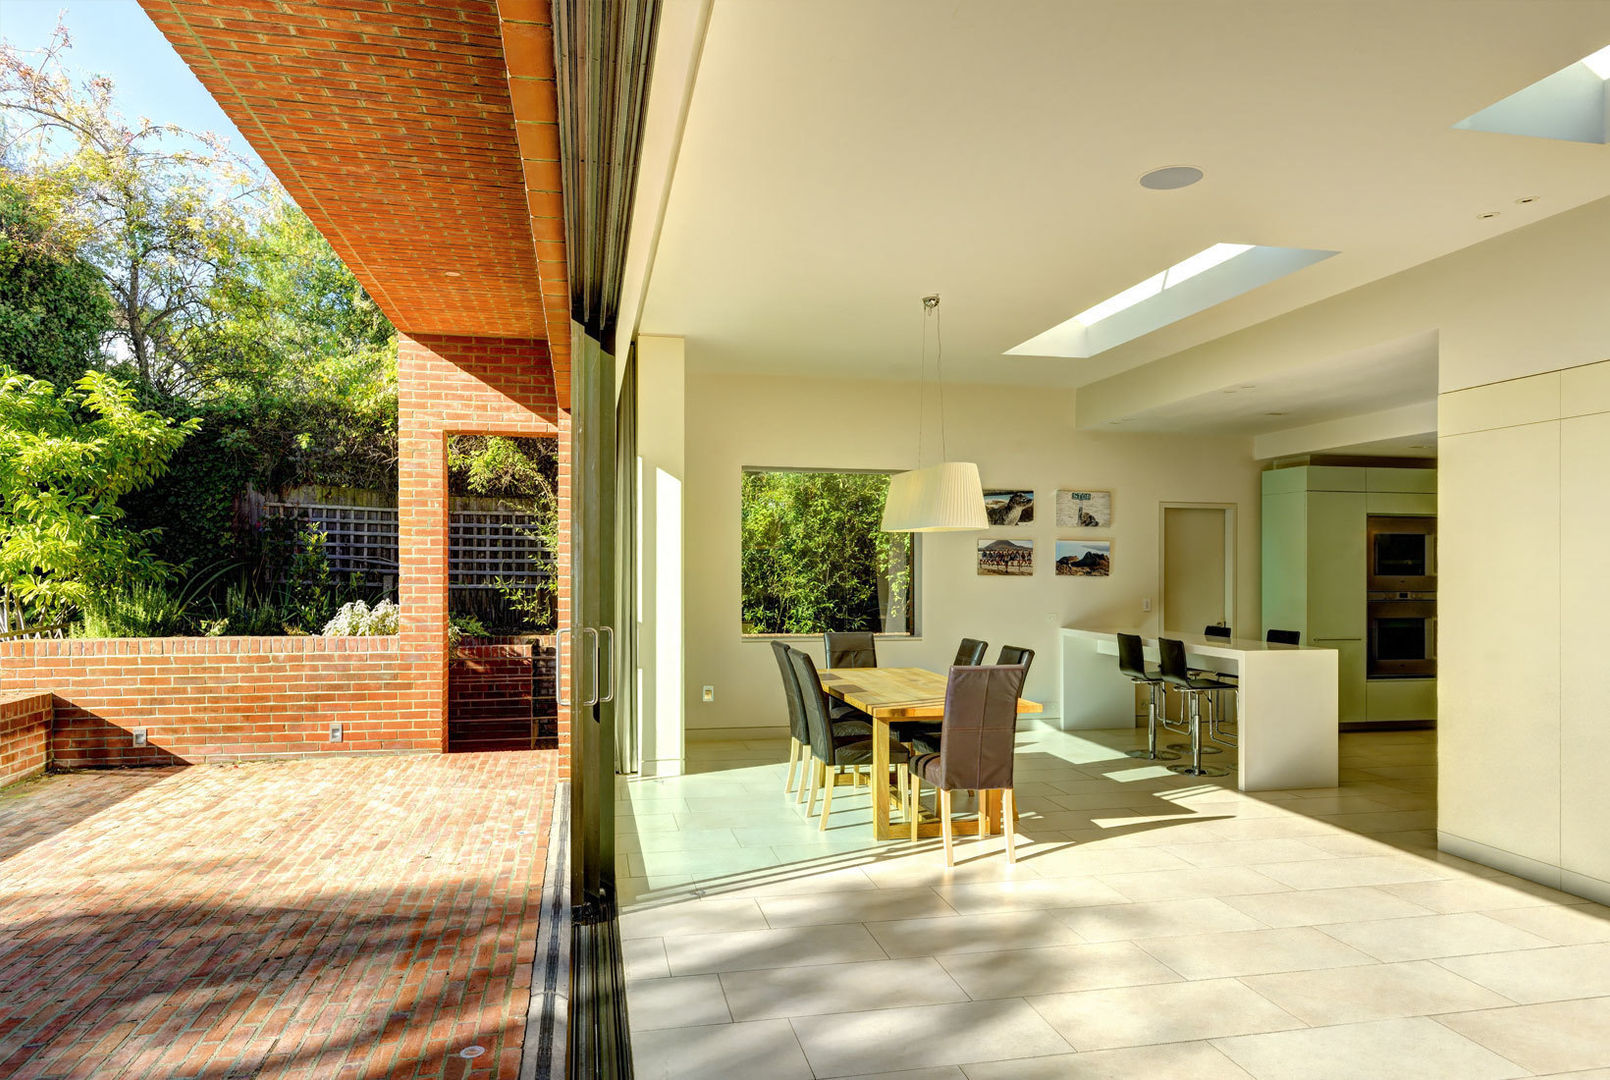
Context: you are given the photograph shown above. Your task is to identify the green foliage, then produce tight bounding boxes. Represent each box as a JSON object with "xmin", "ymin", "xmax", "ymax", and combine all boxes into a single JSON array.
[
  {"xmin": 76, "ymin": 581, "xmax": 188, "ymax": 638},
  {"xmin": 0, "ymin": 178, "xmax": 114, "ymax": 384},
  {"xmin": 740, "ymin": 471, "xmax": 913, "ymax": 635},
  {"xmin": 0, "ymin": 366, "xmax": 198, "ymax": 621},
  {"xmin": 452, "ymin": 436, "xmax": 559, "ymax": 633}
]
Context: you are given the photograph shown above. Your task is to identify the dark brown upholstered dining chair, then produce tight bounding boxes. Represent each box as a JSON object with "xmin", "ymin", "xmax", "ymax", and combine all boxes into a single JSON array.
[
  {"xmin": 824, "ymin": 632, "xmax": 878, "ymax": 669},
  {"xmin": 954, "ymin": 637, "xmax": 988, "ymax": 666},
  {"xmin": 994, "ymin": 645, "xmax": 1034, "ymax": 677},
  {"xmin": 907, "ymin": 664, "xmax": 1027, "ymax": 864},
  {"xmin": 772, "ymin": 640, "xmax": 812, "ymax": 795},
  {"xmin": 789, "ymin": 648, "xmax": 910, "ymax": 830}
]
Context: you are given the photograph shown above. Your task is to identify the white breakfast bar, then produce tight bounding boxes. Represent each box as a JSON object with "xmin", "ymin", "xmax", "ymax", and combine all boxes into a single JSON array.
[{"xmin": 1060, "ymin": 627, "xmax": 1339, "ymax": 790}]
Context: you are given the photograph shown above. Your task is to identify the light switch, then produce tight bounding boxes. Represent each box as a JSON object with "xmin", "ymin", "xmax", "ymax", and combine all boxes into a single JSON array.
[
  {"xmin": 702, "ymin": 685, "xmax": 715, "ymax": 702},
  {"xmin": 1141, "ymin": 598, "xmax": 1152, "ymax": 612}
]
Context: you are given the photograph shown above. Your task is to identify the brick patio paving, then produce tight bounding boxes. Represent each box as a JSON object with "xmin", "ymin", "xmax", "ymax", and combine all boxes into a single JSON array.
[{"xmin": 0, "ymin": 751, "xmax": 560, "ymax": 1080}]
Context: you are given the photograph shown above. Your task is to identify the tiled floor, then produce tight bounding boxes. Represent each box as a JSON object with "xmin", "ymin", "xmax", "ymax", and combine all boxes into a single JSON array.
[
  {"xmin": 617, "ymin": 726, "xmax": 1610, "ymax": 1080},
  {"xmin": 0, "ymin": 751, "xmax": 559, "ymax": 1080}
]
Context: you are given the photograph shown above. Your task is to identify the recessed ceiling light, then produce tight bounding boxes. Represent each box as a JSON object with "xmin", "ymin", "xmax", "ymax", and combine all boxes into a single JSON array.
[
  {"xmin": 1139, "ymin": 165, "xmax": 1204, "ymax": 190},
  {"xmin": 1478, "ymin": 211, "xmax": 1501, "ymax": 220},
  {"xmin": 1515, "ymin": 195, "xmax": 1538, "ymax": 205}
]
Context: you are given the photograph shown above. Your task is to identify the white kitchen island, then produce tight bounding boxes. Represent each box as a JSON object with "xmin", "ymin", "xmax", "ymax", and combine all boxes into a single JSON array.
[{"xmin": 1060, "ymin": 627, "xmax": 1338, "ymax": 790}]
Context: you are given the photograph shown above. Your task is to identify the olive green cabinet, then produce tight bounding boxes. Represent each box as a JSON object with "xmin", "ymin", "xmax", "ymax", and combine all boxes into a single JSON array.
[{"xmin": 1261, "ymin": 465, "xmax": 1436, "ymax": 726}]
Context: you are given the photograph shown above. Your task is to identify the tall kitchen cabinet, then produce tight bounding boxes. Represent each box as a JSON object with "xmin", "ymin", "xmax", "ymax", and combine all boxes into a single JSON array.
[{"xmin": 1261, "ymin": 465, "xmax": 1437, "ymax": 726}]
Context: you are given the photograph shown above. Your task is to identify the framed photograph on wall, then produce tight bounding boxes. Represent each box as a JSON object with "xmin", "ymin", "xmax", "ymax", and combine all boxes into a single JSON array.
[
  {"xmin": 1056, "ymin": 539, "xmax": 1111, "ymax": 577},
  {"xmin": 977, "ymin": 538, "xmax": 1034, "ymax": 576},
  {"xmin": 1056, "ymin": 489, "xmax": 1113, "ymax": 528},
  {"xmin": 983, "ymin": 489, "xmax": 1035, "ymax": 526}
]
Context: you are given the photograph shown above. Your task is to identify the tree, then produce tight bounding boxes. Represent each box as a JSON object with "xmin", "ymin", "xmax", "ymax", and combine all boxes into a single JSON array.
[
  {"xmin": 0, "ymin": 177, "xmax": 113, "ymax": 383},
  {"xmin": 0, "ymin": 25, "xmax": 261, "ymax": 396},
  {"xmin": 0, "ymin": 367, "xmax": 198, "ymax": 626},
  {"xmin": 740, "ymin": 471, "xmax": 913, "ymax": 635}
]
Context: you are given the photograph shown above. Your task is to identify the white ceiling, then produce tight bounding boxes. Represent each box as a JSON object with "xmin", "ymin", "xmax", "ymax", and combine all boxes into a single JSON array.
[
  {"xmin": 1110, "ymin": 331, "xmax": 1438, "ymax": 435},
  {"xmin": 638, "ymin": 0, "xmax": 1610, "ymax": 422}
]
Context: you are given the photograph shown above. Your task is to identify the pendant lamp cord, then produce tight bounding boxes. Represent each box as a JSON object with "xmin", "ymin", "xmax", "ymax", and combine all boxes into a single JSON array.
[
  {"xmin": 935, "ymin": 301, "xmax": 947, "ymax": 462},
  {"xmin": 916, "ymin": 301, "xmax": 928, "ymax": 470}
]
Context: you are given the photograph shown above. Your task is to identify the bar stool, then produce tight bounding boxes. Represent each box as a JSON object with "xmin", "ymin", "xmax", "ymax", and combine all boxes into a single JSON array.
[
  {"xmin": 1158, "ymin": 637, "xmax": 1231, "ymax": 778},
  {"xmin": 1115, "ymin": 633, "xmax": 1179, "ymax": 761},
  {"xmin": 1168, "ymin": 626, "xmax": 1231, "ymax": 756}
]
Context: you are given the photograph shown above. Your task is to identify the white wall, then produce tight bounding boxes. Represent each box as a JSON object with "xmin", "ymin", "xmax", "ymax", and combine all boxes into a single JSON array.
[
  {"xmin": 636, "ymin": 336, "xmax": 686, "ymax": 776},
  {"xmin": 1438, "ymin": 360, "xmax": 1610, "ymax": 904},
  {"xmin": 680, "ymin": 369, "xmax": 1262, "ymax": 734}
]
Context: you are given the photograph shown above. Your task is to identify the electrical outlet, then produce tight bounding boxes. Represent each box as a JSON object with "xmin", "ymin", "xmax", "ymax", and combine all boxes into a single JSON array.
[
  {"xmin": 702, "ymin": 685, "xmax": 715, "ymax": 703},
  {"xmin": 131, "ymin": 728, "xmax": 147, "ymax": 748},
  {"xmin": 1141, "ymin": 597, "xmax": 1152, "ymax": 612},
  {"xmin": 329, "ymin": 723, "xmax": 343, "ymax": 742}
]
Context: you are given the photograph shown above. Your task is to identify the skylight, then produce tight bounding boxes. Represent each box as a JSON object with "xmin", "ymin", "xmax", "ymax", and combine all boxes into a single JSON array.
[
  {"xmin": 1007, "ymin": 244, "xmax": 1337, "ymax": 359},
  {"xmin": 1454, "ymin": 43, "xmax": 1610, "ymax": 144}
]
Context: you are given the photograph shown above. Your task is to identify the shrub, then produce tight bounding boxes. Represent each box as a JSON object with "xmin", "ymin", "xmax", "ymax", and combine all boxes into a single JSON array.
[{"xmin": 321, "ymin": 598, "xmax": 399, "ymax": 636}]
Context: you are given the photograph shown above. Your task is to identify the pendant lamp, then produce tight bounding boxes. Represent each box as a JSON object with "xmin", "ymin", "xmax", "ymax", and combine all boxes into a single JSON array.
[{"xmin": 881, "ymin": 295, "xmax": 988, "ymax": 532}]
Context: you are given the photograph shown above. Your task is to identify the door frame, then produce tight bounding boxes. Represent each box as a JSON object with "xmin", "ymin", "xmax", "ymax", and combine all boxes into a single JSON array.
[{"xmin": 1157, "ymin": 501, "xmax": 1239, "ymax": 636}]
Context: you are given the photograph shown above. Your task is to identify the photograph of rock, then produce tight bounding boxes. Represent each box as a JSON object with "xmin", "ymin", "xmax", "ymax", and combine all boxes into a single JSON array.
[{"xmin": 1056, "ymin": 539, "xmax": 1111, "ymax": 577}]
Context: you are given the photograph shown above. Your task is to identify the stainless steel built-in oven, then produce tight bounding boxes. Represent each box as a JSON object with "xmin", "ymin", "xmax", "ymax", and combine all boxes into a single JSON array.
[
  {"xmin": 1367, "ymin": 515, "xmax": 1436, "ymax": 593},
  {"xmin": 1368, "ymin": 594, "xmax": 1437, "ymax": 678}
]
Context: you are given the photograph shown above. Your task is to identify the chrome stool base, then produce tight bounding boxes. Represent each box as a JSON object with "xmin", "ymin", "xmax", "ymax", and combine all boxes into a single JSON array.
[
  {"xmin": 1168, "ymin": 762, "xmax": 1229, "ymax": 777},
  {"xmin": 1165, "ymin": 743, "xmax": 1223, "ymax": 755},
  {"xmin": 1127, "ymin": 747, "xmax": 1181, "ymax": 761}
]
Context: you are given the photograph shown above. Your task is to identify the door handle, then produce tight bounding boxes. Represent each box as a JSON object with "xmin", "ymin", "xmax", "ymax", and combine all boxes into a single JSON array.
[
  {"xmin": 555, "ymin": 627, "xmax": 572, "ymax": 707},
  {"xmin": 598, "ymin": 625, "xmax": 616, "ymax": 705},
  {"xmin": 580, "ymin": 626, "xmax": 600, "ymax": 707}
]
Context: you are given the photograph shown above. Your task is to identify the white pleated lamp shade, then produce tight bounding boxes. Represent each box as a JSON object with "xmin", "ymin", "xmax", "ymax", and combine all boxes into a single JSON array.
[{"xmin": 881, "ymin": 461, "xmax": 989, "ymax": 532}]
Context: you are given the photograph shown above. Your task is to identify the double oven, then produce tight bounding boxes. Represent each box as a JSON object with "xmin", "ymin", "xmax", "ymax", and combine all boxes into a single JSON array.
[{"xmin": 1367, "ymin": 515, "xmax": 1436, "ymax": 678}]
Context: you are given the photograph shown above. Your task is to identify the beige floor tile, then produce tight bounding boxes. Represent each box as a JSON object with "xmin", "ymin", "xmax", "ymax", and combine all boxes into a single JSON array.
[
  {"xmin": 960, "ymin": 1041, "xmax": 1254, "ymax": 1079},
  {"xmin": 1379, "ymin": 876, "xmax": 1585, "ymax": 914},
  {"xmin": 1137, "ymin": 926, "xmax": 1373, "ymax": 979},
  {"xmin": 692, "ymin": 864, "xmax": 881, "ymax": 899},
  {"xmin": 1098, "ymin": 866, "xmax": 1290, "ymax": 902},
  {"xmin": 1319, "ymin": 912, "xmax": 1556, "ymax": 962},
  {"xmin": 1484, "ymin": 903, "xmax": 1610, "ymax": 945},
  {"xmin": 1251, "ymin": 855, "xmax": 1449, "ymax": 890},
  {"xmin": 1435, "ymin": 998, "xmax": 1610, "ymax": 1074},
  {"xmin": 619, "ymin": 897, "xmax": 770, "ymax": 939},
  {"xmin": 1160, "ymin": 838, "xmax": 1338, "ymax": 868},
  {"xmin": 1239, "ymin": 960, "xmax": 1514, "ymax": 1025},
  {"xmin": 1027, "ymin": 978, "xmax": 1303, "ymax": 1050},
  {"xmin": 860, "ymin": 853, "xmax": 1042, "ymax": 890},
  {"xmin": 936, "ymin": 940, "xmax": 1182, "ymax": 998},
  {"xmin": 1438, "ymin": 942, "xmax": 1610, "ymax": 1002},
  {"xmin": 1223, "ymin": 885, "xmax": 1434, "ymax": 927},
  {"xmin": 833, "ymin": 1069, "xmax": 968, "ymax": 1080},
  {"xmin": 626, "ymin": 974, "xmax": 733, "ymax": 1031},
  {"xmin": 1015, "ymin": 845, "xmax": 1192, "ymax": 879},
  {"xmin": 1527, "ymin": 1071, "xmax": 1610, "ymax": 1080},
  {"xmin": 791, "ymin": 998, "xmax": 1073, "ymax": 1077},
  {"xmin": 1212, "ymin": 1017, "xmax": 1526, "ymax": 1080},
  {"xmin": 719, "ymin": 957, "xmax": 968, "ymax": 1021},
  {"xmin": 624, "ymin": 936, "xmax": 670, "ymax": 980},
  {"xmin": 931, "ymin": 876, "xmax": 1128, "ymax": 914},
  {"xmin": 868, "ymin": 909, "xmax": 1084, "ymax": 957},
  {"xmin": 1057, "ymin": 897, "xmax": 1267, "ymax": 942},
  {"xmin": 631, "ymin": 1018, "xmax": 813, "ymax": 1080},
  {"xmin": 757, "ymin": 886, "xmax": 956, "ymax": 928},
  {"xmin": 1198, "ymin": 816, "xmax": 1336, "ymax": 842},
  {"xmin": 663, "ymin": 923, "xmax": 887, "ymax": 976}
]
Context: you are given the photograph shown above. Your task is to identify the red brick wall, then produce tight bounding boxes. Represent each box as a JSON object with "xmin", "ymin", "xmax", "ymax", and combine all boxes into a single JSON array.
[
  {"xmin": 0, "ymin": 637, "xmax": 431, "ymax": 769},
  {"xmin": 397, "ymin": 332, "xmax": 570, "ymax": 776},
  {"xmin": 0, "ymin": 691, "xmax": 52, "ymax": 787}
]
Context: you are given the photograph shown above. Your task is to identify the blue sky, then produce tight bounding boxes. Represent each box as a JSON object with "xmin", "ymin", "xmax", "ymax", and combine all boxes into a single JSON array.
[{"xmin": 1, "ymin": 0, "xmax": 262, "ymax": 166}]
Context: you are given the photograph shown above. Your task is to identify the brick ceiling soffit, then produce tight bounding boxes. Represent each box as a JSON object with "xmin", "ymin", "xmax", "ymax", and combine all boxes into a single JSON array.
[
  {"xmin": 497, "ymin": 0, "xmax": 571, "ymax": 404},
  {"xmin": 137, "ymin": 0, "xmax": 554, "ymax": 345}
]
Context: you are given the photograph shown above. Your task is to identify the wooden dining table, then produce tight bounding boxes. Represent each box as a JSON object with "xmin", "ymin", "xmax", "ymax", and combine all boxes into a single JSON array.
[{"xmin": 818, "ymin": 666, "xmax": 1043, "ymax": 841}]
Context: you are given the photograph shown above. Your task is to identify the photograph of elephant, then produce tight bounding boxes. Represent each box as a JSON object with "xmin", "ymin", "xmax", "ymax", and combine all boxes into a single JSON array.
[
  {"xmin": 977, "ymin": 538, "xmax": 1034, "ymax": 576},
  {"xmin": 984, "ymin": 489, "xmax": 1035, "ymax": 526}
]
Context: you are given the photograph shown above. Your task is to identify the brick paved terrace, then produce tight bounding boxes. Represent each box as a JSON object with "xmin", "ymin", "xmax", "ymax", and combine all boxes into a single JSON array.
[{"xmin": 0, "ymin": 751, "xmax": 560, "ymax": 1080}]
